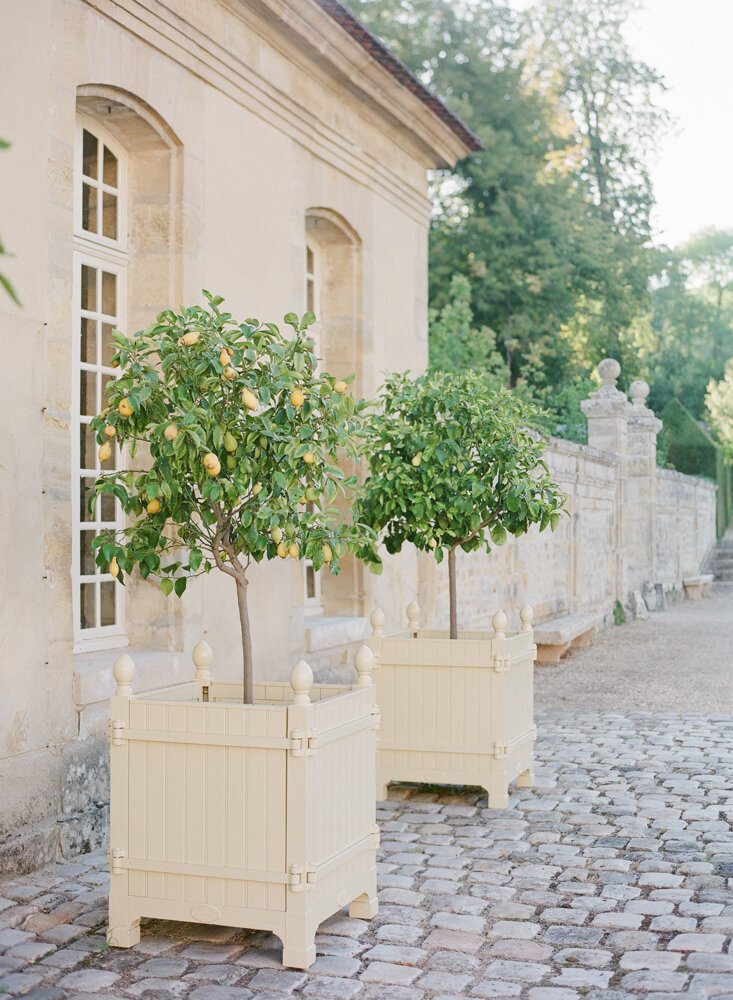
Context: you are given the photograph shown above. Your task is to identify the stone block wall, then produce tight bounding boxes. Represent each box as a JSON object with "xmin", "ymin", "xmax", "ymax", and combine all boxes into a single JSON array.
[{"xmin": 422, "ymin": 361, "xmax": 718, "ymax": 633}]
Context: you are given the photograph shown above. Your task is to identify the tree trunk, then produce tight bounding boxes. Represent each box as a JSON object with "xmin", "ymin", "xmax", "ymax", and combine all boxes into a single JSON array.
[
  {"xmin": 448, "ymin": 547, "xmax": 458, "ymax": 640},
  {"xmin": 236, "ymin": 575, "xmax": 254, "ymax": 704}
]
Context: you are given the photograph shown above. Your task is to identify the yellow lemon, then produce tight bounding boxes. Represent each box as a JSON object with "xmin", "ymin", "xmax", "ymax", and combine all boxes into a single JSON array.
[
  {"xmin": 109, "ymin": 556, "xmax": 119, "ymax": 578},
  {"xmin": 277, "ymin": 542, "xmax": 288, "ymax": 559},
  {"xmin": 98, "ymin": 441, "xmax": 112, "ymax": 462},
  {"xmin": 241, "ymin": 387, "xmax": 258, "ymax": 411},
  {"xmin": 412, "ymin": 452, "xmax": 422, "ymax": 467},
  {"xmin": 147, "ymin": 498, "xmax": 161, "ymax": 515},
  {"xmin": 179, "ymin": 330, "xmax": 201, "ymax": 346},
  {"xmin": 252, "ymin": 483, "xmax": 262, "ymax": 496},
  {"xmin": 223, "ymin": 431, "xmax": 237, "ymax": 453},
  {"xmin": 303, "ymin": 451, "xmax": 315, "ymax": 465},
  {"xmin": 203, "ymin": 453, "xmax": 221, "ymax": 477},
  {"xmin": 334, "ymin": 380, "xmax": 348, "ymax": 394},
  {"xmin": 118, "ymin": 398, "xmax": 133, "ymax": 418},
  {"xmin": 219, "ymin": 348, "xmax": 230, "ymax": 367},
  {"xmin": 164, "ymin": 423, "xmax": 179, "ymax": 441},
  {"xmin": 271, "ymin": 526, "xmax": 283, "ymax": 544},
  {"xmin": 290, "ymin": 387, "xmax": 304, "ymax": 408},
  {"xmin": 289, "ymin": 542, "xmax": 299, "ymax": 559},
  {"xmin": 428, "ymin": 538, "xmax": 437, "ymax": 549},
  {"xmin": 103, "ymin": 424, "xmax": 116, "ymax": 438},
  {"xmin": 322, "ymin": 544, "xmax": 332, "ymax": 563},
  {"xmin": 222, "ymin": 365, "xmax": 237, "ymax": 381},
  {"xmin": 110, "ymin": 358, "xmax": 120, "ymax": 369}
]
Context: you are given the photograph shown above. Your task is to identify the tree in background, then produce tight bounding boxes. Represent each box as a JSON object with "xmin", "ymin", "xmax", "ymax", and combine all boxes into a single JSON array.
[
  {"xmin": 706, "ymin": 360, "xmax": 733, "ymax": 460},
  {"xmin": 349, "ymin": 0, "xmax": 668, "ymax": 411},
  {"xmin": 429, "ymin": 273, "xmax": 508, "ymax": 385}
]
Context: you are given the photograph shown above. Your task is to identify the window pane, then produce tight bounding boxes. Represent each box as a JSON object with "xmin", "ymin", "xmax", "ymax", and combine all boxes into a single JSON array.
[
  {"xmin": 80, "ymin": 477, "xmax": 96, "ymax": 522},
  {"xmin": 82, "ymin": 130, "xmax": 97, "ymax": 180},
  {"xmin": 102, "ymin": 190, "xmax": 117, "ymax": 240},
  {"xmin": 80, "ymin": 532, "xmax": 97, "ymax": 576},
  {"xmin": 307, "ymin": 278, "xmax": 314, "ymax": 313},
  {"xmin": 100, "ymin": 490, "xmax": 116, "ymax": 523},
  {"xmin": 103, "ymin": 145, "xmax": 118, "ymax": 187},
  {"xmin": 307, "ymin": 246, "xmax": 314, "ymax": 273},
  {"xmin": 80, "ymin": 582, "xmax": 97, "ymax": 630},
  {"xmin": 306, "ymin": 563, "xmax": 317, "ymax": 600},
  {"xmin": 101, "ymin": 323, "xmax": 117, "ymax": 368},
  {"xmin": 100, "ymin": 582, "xmax": 116, "ymax": 626},
  {"xmin": 79, "ymin": 424, "xmax": 96, "ymax": 470},
  {"xmin": 81, "ymin": 317, "xmax": 97, "ymax": 365},
  {"xmin": 81, "ymin": 265, "xmax": 97, "ymax": 311},
  {"xmin": 102, "ymin": 270, "xmax": 116, "ymax": 317},
  {"xmin": 82, "ymin": 183, "xmax": 97, "ymax": 234},
  {"xmin": 80, "ymin": 369, "xmax": 97, "ymax": 416}
]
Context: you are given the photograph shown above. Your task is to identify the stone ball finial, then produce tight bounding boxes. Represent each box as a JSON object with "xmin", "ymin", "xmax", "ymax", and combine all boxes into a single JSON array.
[
  {"xmin": 354, "ymin": 645, "xmax": 375, "ymax": 687},
  {"xmin": 192, "ymin": 639, "xmax": 213, "ymax": 686},
  {"xmin": 492, "ymin": 610, "xmax": 507, "ymax": 636},
  {"xmin": 406, "ymin": 601, "xmax": 420, "ymax": 635},
  {"xmin": 597, "ymin": 358, "xmax": 621, "ymax": 387},
  {"xmin": 629, "ymin": 379, "xmax": 650, "ymax": 408},
  {"xmin": 290, "ymin": 659, "xmax": 314, "ymax": 705},
  {"xmin": 520, "ymin": 604, "xmax": 534, "ymax": 631},
  {"xmin": 370, "ymin": 606, "xmax": 385, "ymax": 637},
  {"xmin": 113, "ymin": 653, "xmax": 135, "ymax": 697}
]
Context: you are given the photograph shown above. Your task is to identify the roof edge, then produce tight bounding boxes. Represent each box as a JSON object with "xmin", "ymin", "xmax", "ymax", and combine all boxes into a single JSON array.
[{"xmin": 314, "ymin": 0, "xmax": 483, "ymax": 155}]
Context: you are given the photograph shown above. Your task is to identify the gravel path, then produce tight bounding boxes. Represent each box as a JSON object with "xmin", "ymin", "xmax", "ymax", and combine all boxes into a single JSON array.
[{"xmin": 534, "ymin": 584, "xmax": 733, "ymax": 715}]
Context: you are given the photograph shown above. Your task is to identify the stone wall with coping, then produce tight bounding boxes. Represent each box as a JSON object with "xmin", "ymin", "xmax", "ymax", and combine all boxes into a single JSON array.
[{"xmin": 422, "ymin": 361, "xmax": 718, "ymax": 634}]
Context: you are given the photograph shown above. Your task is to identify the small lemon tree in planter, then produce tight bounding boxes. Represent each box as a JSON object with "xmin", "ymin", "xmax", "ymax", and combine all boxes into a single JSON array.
[
  {"xmin": 355, "ymin": 369, "xmax": 566, "ymax": 804},
  {"xmin": 90, "ymin": 293, "xmax": 380, "ymax": 967},
  {"xmin": 90, "ymin": 291, "xmax": 376, "ymax": 702}
]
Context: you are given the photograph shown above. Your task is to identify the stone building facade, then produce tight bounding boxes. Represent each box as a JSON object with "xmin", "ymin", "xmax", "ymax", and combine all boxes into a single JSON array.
[{"xmin": 0, "ymin": 0, "xmax": 479, "ymax": 872}]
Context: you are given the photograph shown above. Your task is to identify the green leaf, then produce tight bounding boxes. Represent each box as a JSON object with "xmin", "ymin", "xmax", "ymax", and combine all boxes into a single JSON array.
[{"xmin": 160, "ymin": 578, "xmax": 174, "ymax": 596}]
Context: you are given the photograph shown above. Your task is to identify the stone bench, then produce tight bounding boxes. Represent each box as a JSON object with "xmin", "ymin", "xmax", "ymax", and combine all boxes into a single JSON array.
[
  {"xmin": 533, "ymin": 612, "xmax": 603, "ymax": 665},
  {"xmin": 682, "ymin": 574, "xmax": 714, "ymax": 600}
]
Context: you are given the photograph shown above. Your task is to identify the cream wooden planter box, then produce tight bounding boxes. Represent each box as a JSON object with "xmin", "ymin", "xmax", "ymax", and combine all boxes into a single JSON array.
[
  {"xmin": 107, "ymin": 643, "xmax": 379, "ymax": 969},
  {"xmin": 370, "ymin": 604, "xmax": 537, "ymax": 808}
]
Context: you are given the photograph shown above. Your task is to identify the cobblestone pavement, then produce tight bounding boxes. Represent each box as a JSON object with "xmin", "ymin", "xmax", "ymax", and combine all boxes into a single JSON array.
[{"xmin": 1, "ymin": 712, "xmax": 732, "ymax": 999}]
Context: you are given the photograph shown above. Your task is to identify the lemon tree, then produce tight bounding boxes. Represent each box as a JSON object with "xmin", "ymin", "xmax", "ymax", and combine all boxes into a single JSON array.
[
  {"xmin": 354, "ymin": 370, "xmax": 566, "ymax": 638},
  {"xmin": 89, "ymin": 291, "xmax": 377, "ymax": 702}
]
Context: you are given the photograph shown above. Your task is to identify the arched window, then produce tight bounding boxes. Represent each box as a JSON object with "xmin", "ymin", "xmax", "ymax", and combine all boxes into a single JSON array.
[{"xmin": 72, "ymin": 117, "xmax": 128, "ymax": 650}]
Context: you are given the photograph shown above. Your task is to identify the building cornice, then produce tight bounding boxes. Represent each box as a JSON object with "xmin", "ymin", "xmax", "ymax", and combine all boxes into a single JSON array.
[{"xmin": 76, "ymin": 0, "xmax": 467, "ymax": 224}]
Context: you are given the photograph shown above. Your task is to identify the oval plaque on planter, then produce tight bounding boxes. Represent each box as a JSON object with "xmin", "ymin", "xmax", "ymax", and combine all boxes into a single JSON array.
[{"xmin": 191, "ymin": 905, "xmax": 221, "ymax": 922}]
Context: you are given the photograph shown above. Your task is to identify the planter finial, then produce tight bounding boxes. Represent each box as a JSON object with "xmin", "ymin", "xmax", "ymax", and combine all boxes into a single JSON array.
[
  {"xmin": 291, "ymin": 659, "xmax": 314, "ymax": 705},
  {"xmin": 520, "ymin": 605, "xmax": 534, "ymax": 631},
  {"xmin": 370, "ymin": 606, "xmax": 385, "ymax": 638},
  {"xmin": 354, "ymin": 645, "xmax": 375, "ymax": 687},
  {"xmin": 492, "ymin": 610, "xmax": 507, "ymax": 638},
  {"xmin": 113, "ymin": 653, "xmax": 135, "ymax": 697},
  {"xmin": 193, "ymin": 639, "xmax": 213, "ymax": 686},
  {"xmin": 406, "ymin": 601, "xmax": 420, "ymax": 636}
]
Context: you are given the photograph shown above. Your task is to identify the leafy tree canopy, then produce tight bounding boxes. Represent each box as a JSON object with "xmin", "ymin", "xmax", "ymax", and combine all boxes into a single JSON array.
[{"xmin": 355, "ymin": 370, "xmax": 566, "ymax": 635}]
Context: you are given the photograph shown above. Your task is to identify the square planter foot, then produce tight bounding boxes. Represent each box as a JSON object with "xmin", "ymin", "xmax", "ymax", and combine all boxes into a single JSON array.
[
  {"xmin": 106, "ymin": 908, "xmax": 140, "ymax": 948},
  {"xmin": 516, "ymin": 767, "xmax": 534, "ymax": 788},
  {"xmin": 349, "ymin": 892, "xmax": 378, "ymax": 919},
  {"xmin": 282, "ymin": 939, "xmax": 317, "ymax": 970}
]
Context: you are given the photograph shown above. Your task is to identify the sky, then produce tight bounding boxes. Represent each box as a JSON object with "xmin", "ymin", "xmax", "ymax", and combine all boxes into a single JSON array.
[{"xmin": 625, "ymin": 0, "xmax": 733, "ymax": 248}]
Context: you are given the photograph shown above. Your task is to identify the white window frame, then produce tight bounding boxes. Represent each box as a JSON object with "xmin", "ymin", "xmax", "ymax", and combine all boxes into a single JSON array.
[
  {"xmin": 72, "ymin": 117, "xmax": 129, "ymax": 652},
  {"xmin": 304, "ymin": 242, "xmax": 323, "ymax": 614}
]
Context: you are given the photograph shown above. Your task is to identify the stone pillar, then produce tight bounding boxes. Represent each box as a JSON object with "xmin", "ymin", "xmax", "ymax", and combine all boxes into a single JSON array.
[
  {"xmin": 581, "ymin": 359, "xmax": 629, "ymax": 602},
  {"xmin": 625, "ymin": 379, "xmax": 662, "ymax": 592}
]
